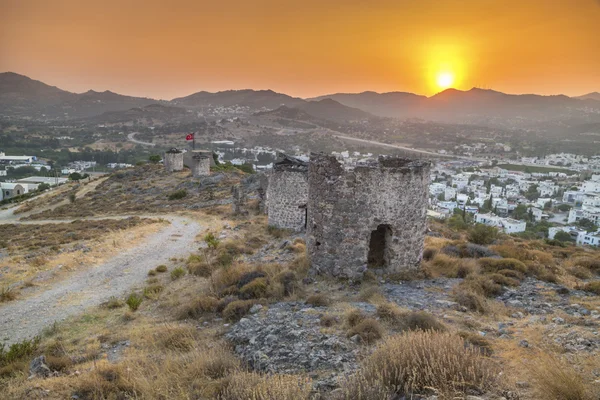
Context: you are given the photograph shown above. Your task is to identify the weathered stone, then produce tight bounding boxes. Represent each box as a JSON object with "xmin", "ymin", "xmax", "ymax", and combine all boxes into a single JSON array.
[
  {"xmin": 306, "ymin": 154, "xmax": 430, "ymax": 280},
  {"xmin": 29, "ymin": 355, "xmax": 52, "ymax": 378},
  {"xmin": 190, "ymin": 152, "xmax": 211, "ymax": 177},
  {"xmin": 163, "ymin": 149, "xmax": 184, "ymax": 172},
  {"xmin": 266, "ymin": 155, "xmax": 309, "ymax": 231}
]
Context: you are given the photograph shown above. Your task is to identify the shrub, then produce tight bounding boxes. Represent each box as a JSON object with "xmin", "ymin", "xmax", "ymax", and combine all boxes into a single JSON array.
[
  {"xmin": 45, "ymin": 355, "xmax": 72, "ymax": 371},
  {"xmin": 479, "ymin": 257, "xmax": 527, "ymax": 274},
  {"xmin": 347, "ymin": 318, "xmax": 384, "ymax": 344},
  {"xmin": 143, "ymin": 284, "xmax": 164, "ymax": 299},
  {"xmin": 568, "ymin": 266, "xmax": 593, "ymax": 280},
  {"xmin": 345, "ymin": 308, "xmax": 367, "ymax": 328},
  {"xmin": 102, "ymin": 296, "xmax": 124, "ymax": 309},
  {"xmin": 582, "ymin": 281, "xmax": 600, "ymax": 295},
  {"xmin": 154, "ymin": 325, "xmax": 196, "ymax": 352},
  {"xmin": 239, "ymin": 277, "xmax": 269, "ymax": 299},
  {"xmin": 167, "ymin": 189, "xmax": 187, "ymax": 200},
  {"xmin": 177, "ymin": 295, "xmax": 219, "ymax": 320},
  {"xmin": 344, "ymin": 331, "xmax": 500, "ymax": 398},
  {"xmin": 0, "ymin": 337, "xmax": 40, "ymax": 367},
  {"xmin": 458, "ymin": 331, "xmax": 493, "ymax": 356},
  {"xmin": 529, "ymin": 353, "xmax": 597, "ymax": 400},
  {"xmin": 156, "ymin": 265, "xmax": 168, "ymax": 273},
  {"xmin": 468, "ymin": 224, "xmax": 499, "ymax": 245},
  {"xmin": 452, "ymin": 287, "xmax": 489, "ymax": 313},
  {"xmin": 575, "ymin": 258, "xmax": 600, "ymax": 274},
  {"xmin": 126, "ymin": 293, "xmax": 143, "ymax": 311},
  {"xmin": 0, "ymin": 286, "xmax": 16, "ymax": 302},
  {"xmin": 147, "ymin": 269, "xmax": 157, "ymax": 276},
  {"xmin": 267, "ymin": 225, "xmax": 290, "ymax": 238},
  {"xmin": 170, "ymin": 267, "xmax": 186, "ymax": 280},
  {"xmin": 276, "ymin": 271, "xmax": 299, "ymax": 297},
  {"xmin": 222, "ymin": 372, "xmax": 312, "ymax": 400},
  {"xmin": 463, "ymin": 243, "xmax": 499, "ymax": 258},
  {"xmin": 237, "ymin": 270, "xmax": 267, "ymax": 288},
  {"xmin": 204, "ymin": 232, "xmax": 220, "ymax": 249},
  {"xmin": 397, "ymin": 311, "xmax": 446, "ymax": 332},
  {"xmin": 320, "ymin": 315, "xmax": 338, "ymax": 327},
  {"xmin": 422, "ymin": 247, "xmax": 437, "ymax": 261},
  {"xmin": 306, "ymin": 293, "xmax": 330, "ymax": 307},
  {"xmin": 376, "ymin": 302, "xmax": 403, "ymax": 322},
  {"xmin": 222, "ymin": 300, "xmax": 257, "ymax": 321}
]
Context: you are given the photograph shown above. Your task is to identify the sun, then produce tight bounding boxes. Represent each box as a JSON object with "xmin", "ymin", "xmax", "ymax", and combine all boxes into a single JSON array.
[{"xmin": 436, "ymin": 71, "xmax": 455, "ymax": 89}]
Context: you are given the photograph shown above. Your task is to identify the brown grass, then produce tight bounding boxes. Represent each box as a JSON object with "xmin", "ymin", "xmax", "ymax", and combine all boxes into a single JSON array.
[
  {"xmin": 305, "ymin": 293, "xmax": 330, "ymax": 307},
  {"xmin": 221, "ymin": 372, "xmax": 312, "ymax": 400},
  {"xmin": 347, "ymin": 318, "xmax": 384, "ymax": 344},
  {"xmin": 529, "ymin": 353, "xmax": 599, "ymax": 400},
  {"xmin": 343, "ymin": 331, "xmax": 500, "ymax": 398}
]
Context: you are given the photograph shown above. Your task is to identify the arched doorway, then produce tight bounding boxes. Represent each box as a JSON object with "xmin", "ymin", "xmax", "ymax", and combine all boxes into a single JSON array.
[{"xmin": 367, "ymin": 224, "xmax": 392, "ymax": 268}]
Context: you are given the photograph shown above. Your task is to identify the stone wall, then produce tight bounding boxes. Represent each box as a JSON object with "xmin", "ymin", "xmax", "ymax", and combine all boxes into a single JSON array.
[
  {"xmin": 191, "ymin": 155, "xmax": 211, "ymax": 177},
  {"xmin": 306, "ymin": 154, "xmax": 430, "ymax": 279},
  {"xmin": 164, "ymin": 150, "xmax": 184, "ymax": 172},
  {"xmin": 267, "ymin": 169, "xmax": 309, "ymax": 230}
]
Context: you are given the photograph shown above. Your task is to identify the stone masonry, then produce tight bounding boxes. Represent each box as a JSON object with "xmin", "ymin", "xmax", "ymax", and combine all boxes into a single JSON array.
[
  {"xmin": 306, "ymin": 153, "xmax": 430, "ymax": 279},
  {"xmin": 164, "ymin": 148, "xmax": 184, "ymax": 172},
  {"xmin": 191, "ymin": 153, "xmax": 211, "ymax": 177},
  {"xmin": 266, "ymin": 155, "xmax": 309, "ymax": 231}
]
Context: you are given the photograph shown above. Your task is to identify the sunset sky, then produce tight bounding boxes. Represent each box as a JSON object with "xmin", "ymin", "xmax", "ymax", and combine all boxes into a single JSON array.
[{"xmin": 1, "ymin": 0, "xmax": 599, "ymax": 99}]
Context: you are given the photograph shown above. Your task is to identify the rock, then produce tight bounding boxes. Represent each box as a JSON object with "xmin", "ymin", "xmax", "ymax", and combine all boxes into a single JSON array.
[
  {"xmin": 519, "ymin": 340, "xmax": 529, "ymax": 348},
  {"xmin": 29, "ymin": 355, "xmax": 52, "ymax": 378},
  {"xmin": 249, "ymin": 304, "xmax": 263, "ymax": 314},
  {"xmin": 552, "ymin": 317, "xmax": 565, "ymax": 324},
  {"xmin": 516, "ymin": 381, "xmax": 530, "ymax": 388}
]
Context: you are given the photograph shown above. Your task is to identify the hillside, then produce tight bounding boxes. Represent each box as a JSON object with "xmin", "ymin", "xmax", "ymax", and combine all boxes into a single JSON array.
[
  {"xmin": 171, "ymin": 89, "xmax": 306, "ymax": 110},
  {"xmin": 309, "ymin": 90, "xmax": 427, "ymax": 117},
  {"xmin": 577, "ymin": 92, "xmax": 600, "ymax": 101},
  {"xmin": 83, "ymin": 103, "xmax": 193, "ymax": 125},
  {"xmin": 0, "ymin": 73, "xmax": 156, "ymax": 119}
]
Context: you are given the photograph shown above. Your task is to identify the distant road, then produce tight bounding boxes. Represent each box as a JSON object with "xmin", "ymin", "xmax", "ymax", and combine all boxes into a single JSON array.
[
  {"xmin": 330, "ymin": 134, "xmax": 483, "ymax": 161},
  {"xmin": 127, "ymin": 132, "xmax": 155, "ymax": 147}
]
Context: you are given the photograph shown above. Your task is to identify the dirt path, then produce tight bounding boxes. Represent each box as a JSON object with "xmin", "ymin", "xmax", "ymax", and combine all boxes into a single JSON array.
[{"xmin": 0, "ymin": 216, "xmax": 201, "ymax": 346}]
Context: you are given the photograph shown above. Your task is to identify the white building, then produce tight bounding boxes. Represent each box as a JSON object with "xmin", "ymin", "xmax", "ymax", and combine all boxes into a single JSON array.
[
  {"xmin": 475, "ymin": 213, "xmax": 527, "ymax": 234},
  {"xmin": 0, "ymin": 182, "xmax": 29, "ymax": 201},
  {"xmin": 580, "ymin": 231, "xmax": 600, "ymax": 247}
]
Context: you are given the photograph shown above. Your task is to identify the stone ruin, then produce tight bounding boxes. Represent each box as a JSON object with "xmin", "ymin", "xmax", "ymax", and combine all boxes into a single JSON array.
[
  {"xmin": 232, "ymin": 184, "xmax": 247, "ymax": 215},
  {"xmin": 163, "ymin": 148, "xmax": 184, "ymax": 172},
  {"xmin": 266, "ymin": 154, "xmax": 309, "ymax": 231},
  {"xmin": 306, "ymin": 153, "xmax": 430, "ymax": 280},
  {"xmin": 190, "ymin": 152, "xmax": 211, "ymax": 178}
]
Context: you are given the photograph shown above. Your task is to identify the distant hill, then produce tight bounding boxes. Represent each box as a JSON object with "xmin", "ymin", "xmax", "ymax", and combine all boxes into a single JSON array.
[
  {"xmin": 576, "ymin": 92, "xmax": 600, "ymax": 101},
  {"xmin": 254, "ymin": 99, "xmax": 372, "ymax": 124},
  {"xmin": 313, "ymin": 87, "xmax": 600, "ymax": 128},
  {"xmin": 0, "ymin": 72, "xmax": 156, "ymax": 118},
  {"xmin": 309, "ymin": 91, "xmax": 426, "ymax": 118},
  {"xmin": 83, "ymin": 104, "xmax": 192, "ymax": 124},
  {"xmin": 171, "ymin": 89, "xmax": 306, "ymax": 110}
]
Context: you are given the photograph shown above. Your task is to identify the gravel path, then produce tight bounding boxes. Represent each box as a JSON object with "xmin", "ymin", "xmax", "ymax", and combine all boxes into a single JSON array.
[{"xmin": 0, "ymin": 216, "xmax": 201, "ymax": 345}]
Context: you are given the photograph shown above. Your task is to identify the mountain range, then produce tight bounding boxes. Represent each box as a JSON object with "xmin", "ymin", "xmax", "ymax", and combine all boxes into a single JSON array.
[{"xmin": 1, "ymin": 72, "xmax": 599, "ymax": 129}]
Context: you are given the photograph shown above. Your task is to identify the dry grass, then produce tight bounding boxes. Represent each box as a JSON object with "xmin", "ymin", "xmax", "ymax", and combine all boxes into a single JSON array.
[
  {"xmin": 428, "ymin": 254, "xmax": 477, "ymax": 278},
  {"xmin": 222, "ymin": 372, "xmax": 312, "ymax": 400},
  {"xmin": 343, "ymin": 331, "xmax": 501, "ymax": 398},
  {"xmin": 529, "ymin": 353, "xmax": 599, "ymax": 400},
  {"xmin": 347, "ymin": 318, "xmax": 384, "ymax": 344},
  {"xmin": 306, "ymin": 293, "xmax": 330, "ymax": 307},
  {"xmin": 0, "ymin": 285, "xmax": 17, "ymax": 302}
]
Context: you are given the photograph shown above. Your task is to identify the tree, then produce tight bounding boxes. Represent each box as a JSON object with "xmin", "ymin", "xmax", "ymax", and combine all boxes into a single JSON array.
[
  {"xmin": 543, "ymin": 201, "xmax": 553, "ymax": 210},
  {"xmin": 554, "ymin": 231, "xmax": 575, "ymax": 243},
  {"xmin": 37, "ymin": 183, "xmax": 50, "ymax": 192},
  {"xmin": 486, "ymin": 194, "xmax": 494, "ymax": 211},
  {"xmin": 437, "ymin": 193, "xmax": 444, "ymax": 201},
  {"xmin": 513, "ymin": 204, "xmax": 528, "ymax": 220},
  {"xmin": 557, "ymin": 204, "xmax": 571, "ymax": 212},
  {"xmin": 576, "ymin": 218, "xmax": 598, "ymax": 232},
  {"xmin": 468, "ymin": 224, "xmax": 499, "ymax": 245},
  {"xmin": 148, "ymin": 155, "xmax": 161, "ymax": 164},
  {"xmin": 68, "ymin": 172, "xmax": 84, "ymax": 181}
]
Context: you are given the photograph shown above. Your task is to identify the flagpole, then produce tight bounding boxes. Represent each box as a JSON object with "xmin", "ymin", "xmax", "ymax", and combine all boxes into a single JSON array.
[{"xmin": 193, "ymin": 132, "xmax": 196, "ymax": 150}]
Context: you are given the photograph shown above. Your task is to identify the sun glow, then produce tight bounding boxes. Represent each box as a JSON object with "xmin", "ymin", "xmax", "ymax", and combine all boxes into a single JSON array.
[{"xmin": 436, "ymin": 71, "xmax": 455, "ymax": 89}]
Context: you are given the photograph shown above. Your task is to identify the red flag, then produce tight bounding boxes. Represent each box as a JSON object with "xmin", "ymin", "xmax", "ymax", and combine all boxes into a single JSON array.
[{"xmin": 185, "ymin": 133, "xmax": 194, "ymax": 141}]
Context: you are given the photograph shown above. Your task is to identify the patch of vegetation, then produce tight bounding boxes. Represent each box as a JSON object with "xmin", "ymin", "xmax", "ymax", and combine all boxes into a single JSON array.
[
  {"xmin": 170, "ymin": 267, "xmax": 186, "ymax": 280},
  {"xmin": 126, "ymin": 293, "xmax": 143, "ymax": 311},
  {"xmin": 167, "ymin": 189, "xmax": 188, "ymax": 201}
]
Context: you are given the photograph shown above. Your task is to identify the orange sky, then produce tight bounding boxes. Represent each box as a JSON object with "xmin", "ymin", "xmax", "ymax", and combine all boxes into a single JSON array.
[{"xmin": 1, "ymin": 0, "xmax": 599, "ymax": 99}]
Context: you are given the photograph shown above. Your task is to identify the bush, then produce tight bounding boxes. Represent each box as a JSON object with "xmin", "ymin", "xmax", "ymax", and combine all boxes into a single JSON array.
[
  {"xmin": 452, "ymin": 286, "xmax": 489, "ymax": 313},
  {"xmin": 102, "ymin": 296, "xmax": 124, "ymax": 309},
  {"xmin": 0, "ymin": 286, "xmax": 16, "ymax": 302},
  {"xmin": 156, "ymin": 265, "xmax": 168, "ymax": 273},
  {"xmin": 0, "ymin": 337, "xmax": 40, "ymax": 367},
  {"xmin": 320, "ymin": 315, "xmax": 338, "ymax": 327},
  {"xmin": 167, "ymin": 189, "xmax": 187, "ymax": 201},
  {"xmin": 126, "ymin": 293, "xmax": 143, "ymax": 311},
  {"xmin": 347, "ymin": 318, "xmax": 384, "ymax": 344},
  {"xmin": 344, "ymin": 331, "xmax": 500, "ymax": 398},
  {"xmin": 204, "ymin": 232, "xmax": 220, "ymax": 249},
  {"xmin": 153, "ymin": 325, "xmax": 196, "ymax": 352},
  {"xmin": 468, "ymin": 224, "xmax": 499, "ymax": 245},
  {"xmin": 305, "ymin": 293, "xmax": 330, "ymax": 307},
  {"xmin": 177, "ymin": 296, "xmax": 219, "ymax": 320},
  {"xmin": 397, "ymin": 311, "xmax": 446, "ymax": 332},
  {"xmin": 479, "ymin": 257, "xmax": 527, "ymax": 274},
  {"xmin": 422, "ymin": 247, "xmax": 437, "ymax": 261},
  {"xmin": 345, "ymin": 309, "xmax": 367, "ymax": 328},
  {"xmin": 222, "ymin": 372, "xmax": 312, "ymax": 400},
  {"xmin": 143, "ymin": 284, "xmax": 164, "ymax": 299},
  {"xmin": 170, "ymin": 267, "xmax": 186, "ymax": 280},
  {"xmin": 147, "ymin": 269, "xmax": 157, "ymax": 276},
  {"xmin": 582, "ymin": 281, "xmax": 600, "ymax": 295},
  {"xmin": 239, "ymin": 277, "xmax": 269, "ymax": 299},
  {"xmin": 529, "ymin": 353, "xmax": 597, "ymax": 400},
  {"xmin": 222, "ymin": 300, "xmax": 257, "ymax": 321}
]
